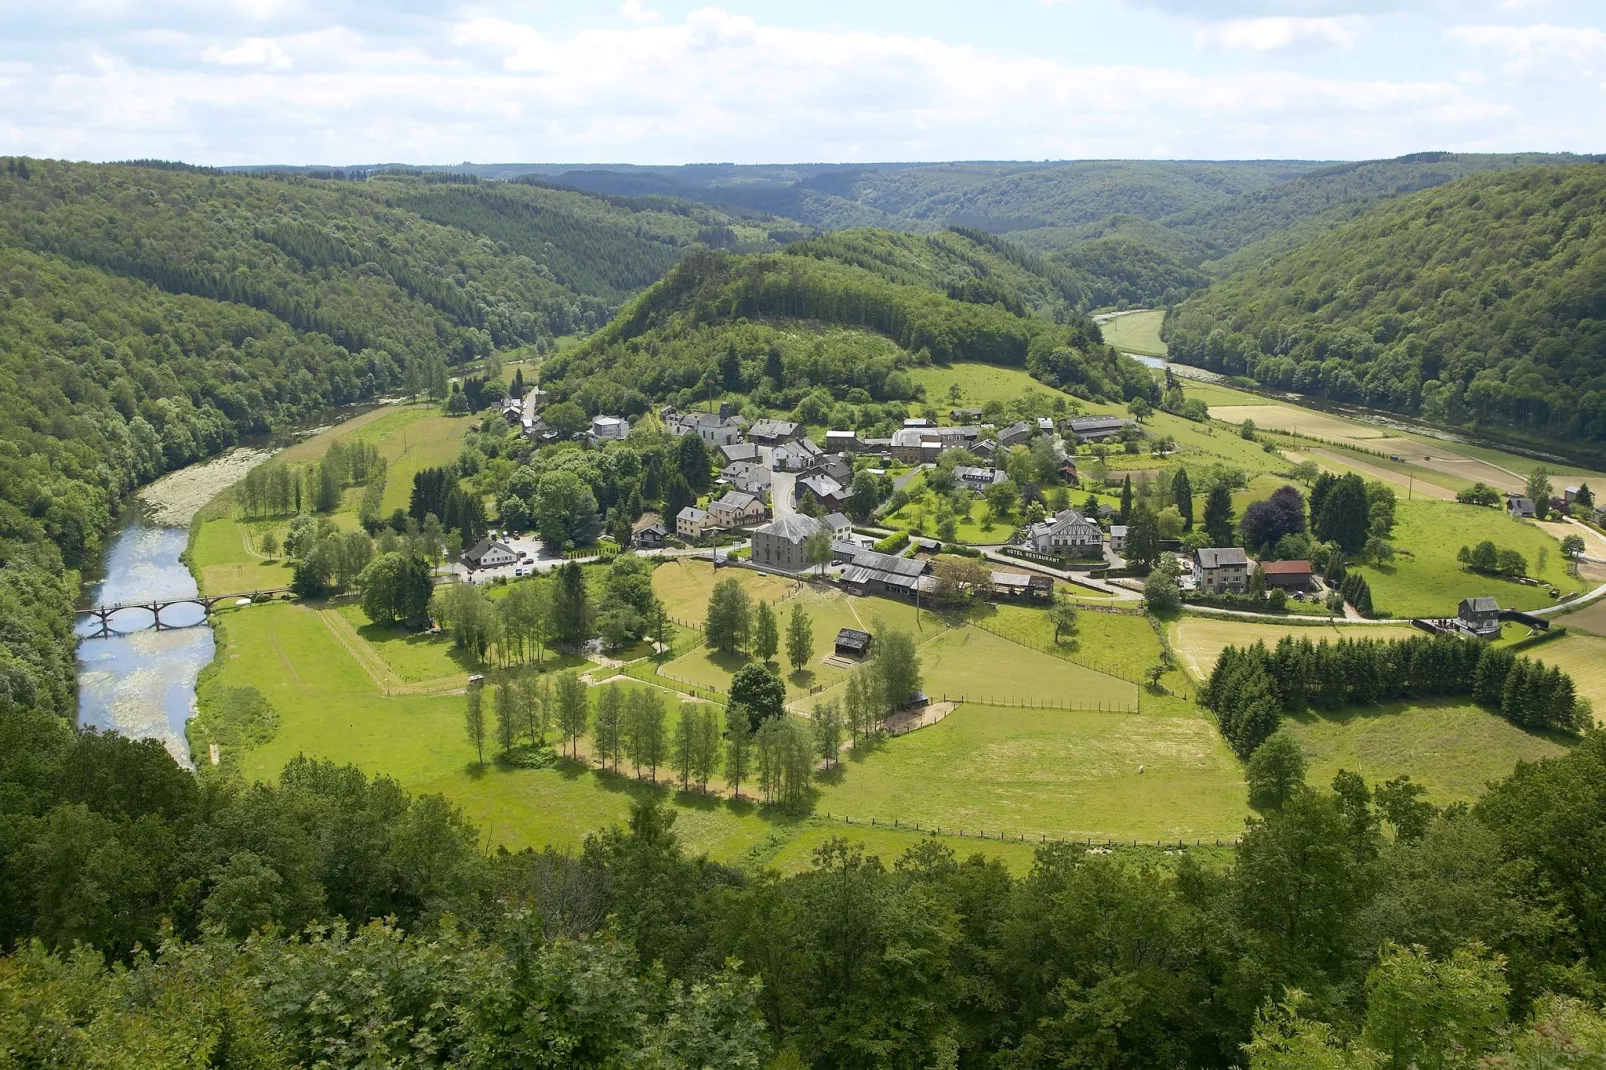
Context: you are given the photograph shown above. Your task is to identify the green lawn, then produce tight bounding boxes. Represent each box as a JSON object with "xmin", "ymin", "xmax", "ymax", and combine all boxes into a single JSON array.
[
  {"xmin": 1170, "ymin": 616, "xmax": 1415, "ymax": 682},
  {"xmin": 978, "ymin": 603, "xmax": 1176, "ymax": 688},
  {"xmin": 1282, "ymin": 700, "xmax": 1569, "ymax": 805},
  {"xmin": 377, "ymin": 413, "xmax": 473, "ymax": 515},
  {"xmin": 1100, "ymin": 310, "xmax": 1167, "ymax": 357},
  {"xmin": 905, "ymin": 362, "xmax": 1067, "ymax": 410},
  {"xmin": 1351, "ymin": 498, "xmax": 1583, "ymax": 618},
  {"xmin": 190, "ymin": 510, "xmax": 296, "ymax": 595},
  {"xmin": 915, "ymin": 625, "xmax": 1140, "ymax": 711},
  {"xmin": 820, "ymin": 698, "xmax": 1248, "ymax": 841},
  {"xmin": 335, "ymin": 602, "xmax": 481, "ymax": 682},
  {"xmin": 884, "ymin": 489, "xmax": 1019, "ymax": 545},
  {"xmin": 1524, "ymin": 632, "xmax": 1606, "ymax": 719},
  {"xmin": 211, "ymin": 600, "xmax": 1247, "ymax": 864},
  {"xmin": 650, "ymin": 559, "xmax": 800, "ymax": 625}
]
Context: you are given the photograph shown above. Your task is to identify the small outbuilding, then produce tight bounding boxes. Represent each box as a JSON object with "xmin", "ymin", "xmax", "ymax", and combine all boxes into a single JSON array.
[
  {"xmin": 834, "ymin": 628, "xmax": 873, "ymax": 659},
  {"xmin": 1260, "ymin": 559, "xmax": 1315, "ymax": 592}
]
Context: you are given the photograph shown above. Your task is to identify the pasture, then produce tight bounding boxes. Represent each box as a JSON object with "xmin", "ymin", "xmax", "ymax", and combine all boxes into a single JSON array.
[
  {"xmin": 1557, "ymin": 596, "xmax": 1606, "ymax": 638},
  {"xmin": 1099, "ymin": 309, "xmax": 1167, "ymax": 357},
  {"xmin": 650, "ymin": 558, "xmax": 799, "ymax": 625},
  {"xmin": 1351, "ymin": 499, "xmax": 1583, "ymax": 618},
  {"xmin": 1170, "ymin": 617, "xmax": 1414, "ymax": 682},
  {"xmin": 1525, "ymin": 632, "xmax": 1606, "ymax": 720},
  {"xmin": 820, "ymin": 698, "xmax": 1247, "ymax": 841},
  {"xmin": 905, "ymin": 361, "xmax": 1066, "ymax": 409},
  {"xmin": 1282, "ymin": 700, "xmax": 1569, "ymax": 805},
  {"xmin": 916, "ymin": 626, "xmax": 1141, "ymax": 710}
]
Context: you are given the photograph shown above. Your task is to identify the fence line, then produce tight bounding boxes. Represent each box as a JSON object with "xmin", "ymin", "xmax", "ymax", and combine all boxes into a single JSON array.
[
  {"xmin": 969, "ymin": 616, "xmax": 1148, "ymax": 688},
  {"xmin": 937, "ymin": 692, "xmax": 1137, "ymax": 714},
  {"xmin": 821, "ymin": 811, "xmax": 1240, "ymax": 849}
]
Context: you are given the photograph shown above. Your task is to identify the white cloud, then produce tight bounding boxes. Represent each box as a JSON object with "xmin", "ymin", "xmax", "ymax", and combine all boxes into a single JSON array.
[
  {"xmin": 201, "ymin": 37, "xmax": 292, "ymax": 69},
  {"xmin": 1448, "ymin": 22, "xmax": 1606, "ymax": 79},
  {"xmin": 0, "ymin": 5, "xmax": 1591, "ymax": 165},
  {"xmin": 618, "ymin": 0, "xmax": 659, "ymax": 24},
  {"xmin": 1194, "ymin": 16, "xmax": 1358, "ymax": 52}
]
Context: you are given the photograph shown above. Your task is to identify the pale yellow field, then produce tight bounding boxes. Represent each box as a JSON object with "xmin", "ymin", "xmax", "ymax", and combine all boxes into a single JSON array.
[
  {"xmin": 1170, "ymin": 616, "xmax": 1415, "ymax": 682},
  {"xmin": 650, "ymin": 559, "xmax": 801, "ymax": 626},
  {"xmin": 1209, "ymin": 404, "xmax": 1390, "ymax": 442}
]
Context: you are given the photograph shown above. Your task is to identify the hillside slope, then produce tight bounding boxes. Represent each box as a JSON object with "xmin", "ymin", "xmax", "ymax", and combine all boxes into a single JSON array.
[
  {"xmin": 541, "ymin": 237, "xmax": 1156, "ymax": 416},
  {"xmin": 1164, "ymin": 165, "xmax": 1606, "ymax": 444}
]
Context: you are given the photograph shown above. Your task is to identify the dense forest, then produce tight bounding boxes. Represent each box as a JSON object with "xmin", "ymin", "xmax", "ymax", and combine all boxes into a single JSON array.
[
  {"xmin": 1165, "ymin": 165, "xmax": 1606, "ymax": 444},
  {"xmin": 0, "ymin": 157, "xmax": 763, "ymax": 747},
  {"xmin": 540, "ymin": 240, "xmax": 1157, "ymax": 416},
  {"xmin": 6, "ymin": 695, "xmax": 1606, "ymax": 1066}
]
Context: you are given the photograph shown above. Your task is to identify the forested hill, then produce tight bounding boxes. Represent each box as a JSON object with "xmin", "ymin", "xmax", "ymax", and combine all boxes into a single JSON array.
[
  {"xmin": 1164, "ymin": 165, "xmax": 1606, "ymax": 445},
  {"xmin": 0, "ymin": 157, "xmax": 767, "ymax": 729},
  {"xmin": 540, "ymin": 231, "xmax": 1157, "ymax": 417}
]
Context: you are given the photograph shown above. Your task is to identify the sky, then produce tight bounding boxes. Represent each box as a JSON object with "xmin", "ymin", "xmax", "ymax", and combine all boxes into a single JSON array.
[{"xmin": 0, "ymin": 0, "xmax": 1602, "ymax": 165}]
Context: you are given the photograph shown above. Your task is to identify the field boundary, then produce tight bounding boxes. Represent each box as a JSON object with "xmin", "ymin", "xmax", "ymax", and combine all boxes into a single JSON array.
[
  {"xmin": 817, "ymin": 811, "xmax": 1238, "ymax": 849},
  {"xmin": 317, "ymin": 607, "xmax": 466, "ymax": 697}
]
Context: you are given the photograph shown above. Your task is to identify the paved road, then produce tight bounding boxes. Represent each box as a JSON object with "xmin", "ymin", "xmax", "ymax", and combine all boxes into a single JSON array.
[{"xmin": 771, "ymin": 470, "xmax": 797, "ymax": 519}]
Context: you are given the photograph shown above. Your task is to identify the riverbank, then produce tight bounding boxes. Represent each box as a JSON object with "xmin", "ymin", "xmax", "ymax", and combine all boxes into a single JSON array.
[{"xmin": 138, "ymin": 448, "xmax": 275, "ymax": 528}]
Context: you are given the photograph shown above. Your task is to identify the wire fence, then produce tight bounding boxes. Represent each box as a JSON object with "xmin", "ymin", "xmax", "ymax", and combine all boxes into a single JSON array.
[
  {"xmin": 936, "ymin": 692, "xmax": 1139, "ymax": 714},
  {"xmin": 968, "ymin": 616, "xmax": 1151, "ymax": 690},
  {"xmin": 821, "ymin": 812, "xmax": 1240, "ymax": 849}
]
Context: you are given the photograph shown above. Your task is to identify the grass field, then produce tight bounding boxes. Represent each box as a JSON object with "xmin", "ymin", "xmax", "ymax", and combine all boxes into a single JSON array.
[
  {"xmin": 1099, "ymin": 310, "xmax": 1167, "ymax": 357},
  {"xmin": 977, "ymin": 603, "xmax": 1178, "ymax": 688},
  {"xmin": 1523, "ymin": 632, "xmax": 1606, "ymax": 720},
  {"xmin": 905, "ymin": 362, "xmax": 1064, "ymax": 410},
  {"xmin": 212, "ymin": 599, "xmax": 1249, "ymax": 864},
  {"xmin": 819, "ymin": 698, "xmax": 1247, "ymax": 841},
  {"xmin": 1556, "ymin": 596, "xmax": 1606, "ymax": 638},
  {"xmin": 1351, "ymin": 499, "xmax": 1583, "ymax": 618},
  {"xmin": 1283, "ymin": 700, "xmax": 1568, "ymax": 804},
  {"xmin": 188, "ymin": 407, "xmax": 469, "ymax": 595},
  {"xmin": 650, "ymin": 559, "xmax": 799, "ymax": 625},
  {"xmin": 376, "ymin": 413, "xmax": 473, "ymax": 516},
  {"xmin": 883, "ymin": 489, "xmax": 1018, "ymax": 545},
  {"xmin": 1170, "ymin": 617, "xmax": 1415, "ymax": 682},
  {"xmin": 916, "ymin": 626, "xmax": 1141, "ymax": 710},
  {"xmin": 335, "ymin": 602, "xmax": 479, "ymax": 683}
]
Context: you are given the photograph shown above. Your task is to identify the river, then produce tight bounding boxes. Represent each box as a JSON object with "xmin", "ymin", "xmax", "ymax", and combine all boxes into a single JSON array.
[
  {"xmin": 75, "ymin": 447, "xmax": 276, "ymax": 768},
  {"xmin": 75, "ymin": 519, "xmax": 213, "ymax": 768}
]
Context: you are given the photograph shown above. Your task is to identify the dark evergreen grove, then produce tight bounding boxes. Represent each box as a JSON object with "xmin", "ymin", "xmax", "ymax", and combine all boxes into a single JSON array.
[{"xmin": 1202, "ymin": 633, "xmax": 1589, "ymax": 758}]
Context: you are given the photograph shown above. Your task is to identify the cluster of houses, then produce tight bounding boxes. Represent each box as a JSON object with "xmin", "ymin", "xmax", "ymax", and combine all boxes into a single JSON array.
[{"xmin": 1507, "ymin": 486, "xmax": 1605, "ymax": 524}]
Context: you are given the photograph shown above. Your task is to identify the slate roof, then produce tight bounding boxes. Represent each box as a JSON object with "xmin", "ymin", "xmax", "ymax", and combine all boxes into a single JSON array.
[{"xmin": 1196, "ymin": 547, "xmax": 1251, "ymax": 569}]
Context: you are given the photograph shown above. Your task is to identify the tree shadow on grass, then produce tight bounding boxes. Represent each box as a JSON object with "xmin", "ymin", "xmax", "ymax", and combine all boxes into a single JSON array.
[
  {"xmin": 845, "ymin": 733, "xmax": 889, "ymax": 763},
  {"xmin": 1283, "ymin": 696, "xmax": 1580, "ymax": 747}
]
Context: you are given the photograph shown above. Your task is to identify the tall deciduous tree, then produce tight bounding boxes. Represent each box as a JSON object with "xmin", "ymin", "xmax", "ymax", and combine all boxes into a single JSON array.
[
  {"xmin": 752, "ymin": 601, "xmax": 779, "ymax": 665},
  {"xmin": 786, "ymin": 602, "xmax": 814, "ymax": 673},
  {"xmin": 464, "ymin": 687, "xmax": 486, "ymax": 767},
  {"xmin": 705, "ymin": 578, "xmax": 752, "ymax": 656}
]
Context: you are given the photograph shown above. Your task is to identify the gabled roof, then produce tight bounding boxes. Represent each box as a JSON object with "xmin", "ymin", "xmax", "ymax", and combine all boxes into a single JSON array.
[
  {"xmin": 464, "ymin": 538, "xmax": 514, "ymax": 563},
  {"xmin": 749, "ymin": 419, "xmax": 799, "ymax": 438},
  {"xmin": 1461, "ymin": 596, "xmax": 1501, "ymax": 613},
  {"xmin": 798, "ymin": 474, "xmax": 844, "ymax": 499},
  {"xmin": 999, "ymin": 420, "xmax": 1033, "ymax": 439},
  {"xmin": 822, "ymin": 512, "xmax": 850, "ymax": 530},
  {"xmin": 677, "ymin": 506, "xmax": 709, "ymax": 522},
  {"xmin": 714, "ymin": 490, "xmax": 760, "ymax": 510},
  {"xmin": 1196, "ymin": 547, "xmax": 1250, "ymax": 568},
  {"xmin": 757, "ymin": 514, "xmax": 825, "ymax": 542},
  {"xmin": 1260, "ymin": 559, "xmax": 1313, "ymax": 576},
  {"xmin": 1067, "ymin": 415, "xmax": 1132, "ymax": 432}
]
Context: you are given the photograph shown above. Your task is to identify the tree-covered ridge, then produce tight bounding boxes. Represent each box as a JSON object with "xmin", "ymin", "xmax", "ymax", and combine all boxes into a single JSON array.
[
  {"xmin": 784, "ymin": 227, "xmax": 1085, "ymax": 319},
  {"xmin": 376, "ymin": 176, "xmax": 781, "ymax": 304},
  {"xmin": 541, "ymin": 246, "xmax": 1156, "ymax": 415},
  {"xmin": 0, "ymin": 159, "xmax": 604, "ymax": 357},
  {"xmin": 1165, "ymin": 165, "xmax": 1606, "ymax": 443}
]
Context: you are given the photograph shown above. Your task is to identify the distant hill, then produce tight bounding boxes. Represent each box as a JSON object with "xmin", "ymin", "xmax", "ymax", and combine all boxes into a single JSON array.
[
  {"xmin": 540, "ymin": 229, "xmax": 1156, "ymax": 417},
  {"xmin": 1164, "ymin": 165, "xmax": 1606, "ymax": 446}
]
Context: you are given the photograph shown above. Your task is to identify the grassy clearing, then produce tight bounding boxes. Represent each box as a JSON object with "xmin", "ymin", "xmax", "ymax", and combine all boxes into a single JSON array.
[
  {"xmin": 1556, "ymin": 597, "xmax": 1606, "ymax": 637},
  {"xmin": 905, "ymin": 362, "xmax": 1065, "ymax": 409},
  {"xmin": 1524, "ymin": 632, "xmax": 1606, "ymax": 719},
  {"xmin": 821, "ymin": 698, "xmax": 1247, "ymax": 841},
  {"xmin": 377, "ymin": 413, "xmax": 473, "ymax": 516},
  {"xmin": 334, "ymin": 602, "xmax": 480, "ymax": 683},
  {"xmin": 1210, "ymin": 404, "xmax": 1391, "ymax": 442},
  {"xmin": 190, "ymin": 509, "xmax": 296, "ymax": 594},
  {"xmin": 649, "ymin": 559, "xmax": 799, "ymax": 625},
  {"xmin": 764, "ymin": 823, "xmax": 1042, "ymax": 876},
  {"xmin": 882, "ymin": 489, "xmax": 1017, "ymax": 545},
  {"xmin": 915, "ymin": 626, "xmax": 1140, "ymax": 710},
  {"xmin": 1099, "ymin": 310, "xmax": 1167, "ymax": 357},
  {"xmin": 1283, "ymin": 700, "xmax": 1568, "ymax": 805},
  {"xmin": 214, "ymin": 600, "xmax": 1245, "ymax": 863},
  {"xmin": 1170, "ymin": 617, "xmax": 1415, "ymax": 682},
  {"xmin": 977, "ymin": 603, "xmax": 1172, "ymax": 687},
  {"xmin": 1351, "ymin": 499, "xmax": 1583, "ymax": 618}
]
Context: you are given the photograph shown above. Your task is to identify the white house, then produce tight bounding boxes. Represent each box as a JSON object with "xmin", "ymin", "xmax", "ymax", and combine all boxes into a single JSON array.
[
  {"xmin": 1109, "ymin": 525, "xmax": 1128, "ymax": 553},
  {"xmin": 955, "ymin": 466, "xmax": 1007, "ymax": 494},
  {"xmin": 1023, "ymin": 510, "xmax": 1103, "ymax": 555},
  {"xmin": 463, "ymin": 539, "xmax": 517, "ymax": 569},
  {"xmin": 590, "ymin": 415, "xmax": 629, "ymax": 441}
]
